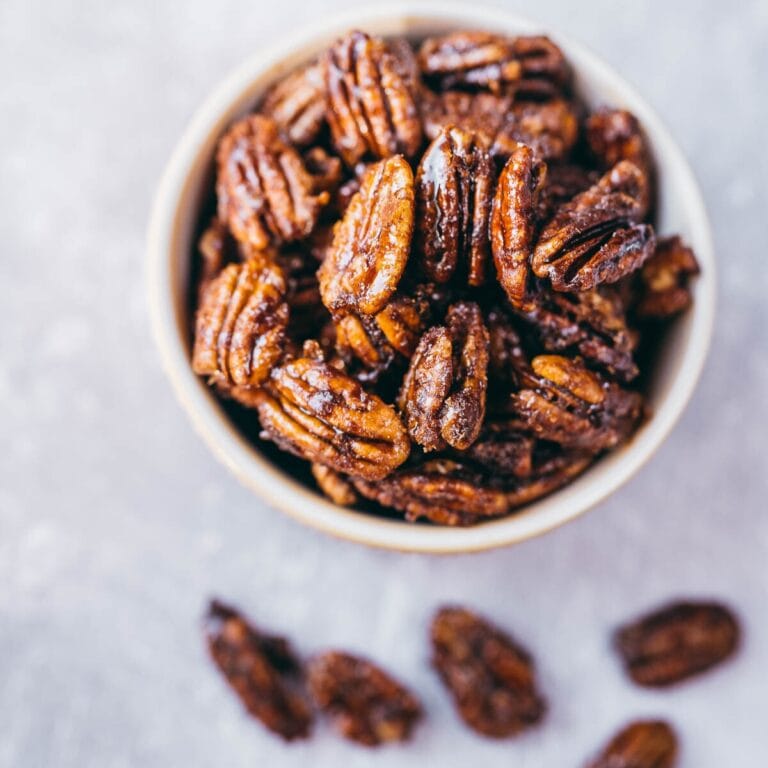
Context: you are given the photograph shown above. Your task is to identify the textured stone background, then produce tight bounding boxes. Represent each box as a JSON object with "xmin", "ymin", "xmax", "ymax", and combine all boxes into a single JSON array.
[{"xmin": 1, "ymin": 0, "xmax": 766, "ymax": 765}]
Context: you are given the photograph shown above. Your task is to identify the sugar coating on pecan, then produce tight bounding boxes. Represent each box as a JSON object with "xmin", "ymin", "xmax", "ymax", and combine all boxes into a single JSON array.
[
  {"xmin": 318, "ymin": 155, "xmax": 414, "ymax": 316},
  {"xmin": 192, "ymin": 258, "xmax": 288, "ymax": 388},
  {"xmin": 399, "ymin": 301, "xmax": 489, "ymax": 451},
  {"xmin": 203, "ymin": 600, "xmax": 312, "ymax": 741},
  {"xmin": 532, "ymin": 161, "xmax": 655, "ymax": 292},
  {"xmin": 586, "ymin": 720, "xmax": 678, "ymax": 768},
  {"xmin": 415, "ymin": 126, "xmax": 494, "ymax": 286},
  {"xmin": 255, "ymin": 356, "xmax": 410, "ymax": 480},
  {"xmin": 216, "ymin": 115, "xmax": 328, "ymax": 249},
  {"xmin": 325, "ymin": 30, "xmax": 422, "ymax": 167},
  {"xmin": 431, "ymin": 606, "xmax": 546, "ymax": 737},
  {"xmin": 636, "ymin": 235, "xmax": 700, "ymax": 318},
  {"xmin": 307, "ymin": 651, "xmax": 422, "ymax": 746}
]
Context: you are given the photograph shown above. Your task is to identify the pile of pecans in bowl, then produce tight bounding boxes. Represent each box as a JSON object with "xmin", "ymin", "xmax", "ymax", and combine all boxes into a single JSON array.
[{"xmin": 190, "ymin": 29, "xmax": 700, "ymax": 525}]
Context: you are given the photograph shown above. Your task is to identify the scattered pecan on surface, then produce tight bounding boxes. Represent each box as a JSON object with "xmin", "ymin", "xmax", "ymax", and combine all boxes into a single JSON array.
[{"xmin": 586, "ymin": 720, "xmax": 678, "ymax": 768}]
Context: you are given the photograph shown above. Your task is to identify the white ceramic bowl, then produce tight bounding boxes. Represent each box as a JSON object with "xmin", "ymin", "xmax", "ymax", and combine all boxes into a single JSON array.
[{"xmin": 147, "ymin": 3, "xmax": 715, "ymax": 553}]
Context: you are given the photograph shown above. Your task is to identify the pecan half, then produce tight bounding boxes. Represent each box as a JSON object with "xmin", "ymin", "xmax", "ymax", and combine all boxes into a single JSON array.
[
  {"xmin": 254, "ymin": 356, "xmax": 410, "ymax": 480},
  {"xmin": 399, "ymin": 302, "xmax": 489, "ymax": 451},
  {"xmin": 318, "ymin": 156, "xmax": 414, "ymax": 316},
  {"xmin": 216, "ymin": 115, "xmax": 327, "ymax": 249},
  {"xmin": 311, "ymin": 463, "xmax": 357, "ymax": 506},
  {"xmin": 532, "ymin": 161, "xmax": 655, "ymax": 291},
  {"xmin": 431, "ymin": 606, "xmax": 546, "ymax": 737},
  {"xmin": 491, "ymin": 144, "xmax": 547, "ymax": 310},
  {"xmin": 353, "ymin": 459, "xmax": 509, "ymax": 525},
  {"xmin": 307, "ymin": 652, "xmax": 422, "ymax": 746},
  {"xmin": 260, "ymin": 60, "xmax": 327, "ymax": 147},
  {"xmin": 422, "ymin": 90, "xmax": 511, "ymax": 146},
  {"xmin": 196, "ymin": 217, "xmax": 239, "ymax": 302},
  {"xmin": 325, "ymin": 31, "xmax": 422, "ymax": 167},
  {"xmin": 586, "ymin": 720, "xmax": 678, "ymax": 768},
  {"xmin": 505, "ymin": 449, "xmax": 592, "ymax": 509},
  {"xmin": 192, "ymin": 258, "xmax": 288, "ymax": 388},
  {"xmin": 586, "ymin": 108, "xmax": 651, "ymax": 176},
  {"xmin": 536, "ymin": 163, "xmax": 601, "ymax": 223},
  {"xmin": 636, "ymin": 236, "xmax": 700, "ymax": 318},
  {"xmin": 614, "ymin": 600, "xmax": 740, "ymax": 687},
  {"xmin": 415, "ymin": 126, "xmax": 494, "ymax": 286},
  {"xmin": 510, "ymin": 355, "xmax": 643, "ymax": 451},
  {"xmin": 203, "ymin": 600, "xmax": 312, "ymax": 741}
]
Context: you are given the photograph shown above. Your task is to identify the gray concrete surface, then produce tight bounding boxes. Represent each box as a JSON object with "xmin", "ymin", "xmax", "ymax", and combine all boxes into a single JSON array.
[{"xmin": 1, "ymin": 0, "xmax": 767, "ymax": 765}]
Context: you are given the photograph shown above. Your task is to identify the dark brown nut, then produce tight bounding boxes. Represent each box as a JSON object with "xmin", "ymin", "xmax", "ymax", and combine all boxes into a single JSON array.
[
  {"xmin": 517, "ymin": 286, "xmax": 639, "ymax": 382},
  {"xmin": 586, "ymin": 721, "xmax": 678, "ymax": 768},
  {"xmin": 254, "ymin": 356, "xmax": 410, "ymax": 480},
  {"xmin": 418, "ymin": 32, "xmax": 568, "ymax": 97},
  {"xmin": 318, "ymin": 156, "xmax": 414, "ymax": 316},
  {"xmin": 431, "ymin": 606, "xmax": 546, "ymax": 737},
  {"xmin": 415, "ymin": 126, "xmax": 494, "ymax": 286},
  {"xmin": 353, "ymin": 459, "xmax": 509, "ymax": 525},
  {"xmin": 216, "ymin": 115, "xmax": 328, "ymax": 250},
  {"xmin": 486, "ymin": 308, "xmax": 529, "ymax": 388},
  {"xmin": 422, "ymin": 90, "xmax": 512, "ymax": 146},
  {"xmin": 614, "ymin": 600, "xmax": 740, "ymax": 687},
  {"xmin": 532, "ymin": 161, "xmax": 655, "ymax": 292},
  {"xmin": 303, "ymin": 146, "xmax": 343, "ymax": 196},
  {"xmin": 273, "ymin": 248, "xmax": 327, "ymax": 342},
  {"xmin": 311, "ymin": 463, "xmax": 357, "ymax": 506},
  {"xmin": 324, "ymin": 31, "xmax": 422, "ymax": 167},
  {"xmin": 192, "ymin": 258, "xmax": 288, "ymax": 388},
  {"xmin": 203, "ymin": 600, "xmax": 312, "ymax": 741},
  {"xmin": 399, "ymin": 302, "xmax": 490, "ymax": 451},
  {"xmin": 196, "ymin": 217, "xmax": 238, "ymax": 302},
  {"xmin": 491, "ymin": 144, "xmax": 547, "ymax": 310},
  {"xmin": 636, "ymin": 236, "xmax": 700, "ymax": 318},
  {"xmin": 307, "ymin": 652, "xmax": 422, "ymax": 746},
  {"xmin": 464, "ymin": 430, "xmax": 534, "ymax": 479},
  {"xmin": 260, "ymin": 60, "xmax": 327, "ymax": 147},
  {"xmin": 511, "ymin": 355, "xmax": 643, "ymax": 452},
  {"xmin": 536, "ymin": 163, "xmax": 601, "ymax": 223},
  {"xmin": 505, "ymin": 449, "xmax": 592, "ymax": 509},
  {"xmin": 586, "ymin": 108, "xmax": 651, "ymax": 175}
]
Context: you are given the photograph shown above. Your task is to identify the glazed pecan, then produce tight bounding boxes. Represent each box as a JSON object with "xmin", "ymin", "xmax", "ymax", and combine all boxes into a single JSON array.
[
  {"xmin": 431, "ymin": 607, "xmax": 546, "ymax": 737},
  {"xmin": 614, "ymin": 600, "xmax": 740, "ymax": 687},
  {"xmin": 318, "ymin": 156, "xmax": 414, "ymax": 316},
  {"xmin": 303, "ymin": 146, "xmax": 343, "ymax": 196},
  {"xmin": 491, "ymin": 144, "xmax": 547, "ymax": 310},
  {"xmin": 353, "ymin": 459, "xmax": 509, "ymax": 526},
  {"xmin": 325, "ymin": 31, "xmax": 422, "ymax": 167},
  {"xmin": 422, "ymin": 90, "xmax": 511, "ymax": 145},
  {"xmin": 510, "ymin": 355, "xmax": 643, "ymax": 451},
  {"xmin": 493, "ymin": 99, "xmax": 579, "ymax": 162},
  {"xmin": 254, "ymin": 356, "xmax": 410, "ymax": 480},
  {"xmin": 485, "ymin": 307, "xmax": 529, "ymax": 391},
  {"xmin": 192, "ymin": 258, "xmax": 288, "ymax": 388},
  {"xmin": 307, "ymin": 652, "xmax": 422, "ymax": 746},
  {"xmin": 636, "ymin": 236, "xmax": 700, "ymax": 318},
  {"xmin": 273, "ymin": 248, "xmax": 327, "ymax": 342},
  {"xmin": 415, "ymin": 126, "xmax": 494, "ymax": 286},
  {"xmin": 204, "ymin": 600, "xmax": 312, "ymax": 741},
  {"xmin": 311, "ymin": 463, "xmax": 357, "ymax": 506},
  {"xmin": 586, "ymin": 108, "xmax": 651, "ymax": 177},
  {"xmin": 505, "ymin": 449, "xmax": 591, "ymax": 509},
  {"xmin": 517, "ymin": 286, "xmax": 639, "ymax": 381},
  {"xmin": 532, "ymin": 161, "xmax": 655, "ymax": 292},
  {"xmin": 418, "ymin": 32, "xmax": 568, "ymax": 97},
  {"xmin": 399, "ymin": 302, "xmax": 490, "ymax": 451},
  {"xmin": 216, "ymin": 115, "xmax": 327, "ymax": 249},
  {"xmin": 464, "ymin": 429, "xmax": 534, "ymax": 479},
  {"xmin": 536, "ymin": 163, "xmax": 600, "ymax": 222},
  {"xmin": 260, "ymin": 60, "xmax": 327, "ymax": 147},
  {"xmin": 586, "ymin": 721, "xmax": 678, "ymax": 768},
  {"xmin": 196, "ymin": 217, "xmax": 239, "ymax": 302}
]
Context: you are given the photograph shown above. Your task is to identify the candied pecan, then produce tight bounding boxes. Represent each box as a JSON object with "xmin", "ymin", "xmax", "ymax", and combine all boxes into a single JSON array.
[
  {"xmin": 532, "ymin": 161, "xmax": 655, "ymax": 291},
  {"xmin": 399, "ymin": 302, "xmax": 489, "ymax": 451},
  {"xmin": 254, "ymin": 356, "xmax": 410, "ymax": 480},
  {"xmin": 464, "ymin": 429, "xmax": 534, "ymax": 478},
  {"xmin": 614, "ymin": 600, "xmax": 740, "ymax": 687},
  {"xmin": 422, "ymin": 90, "xmax": 511, "ymax": 145},
  {"xmin": 505, "ymin": 449, "xmax": 592, "ymax": 509},
  {"xmin": 353, "ymin": 459, "xmax": 508, "ymax": 525},
  {"xmin": 318, "ymin": 156, "xmax": 414, "ymax": 316},
  {"xmin": 203, "ymin": 600, "xmax": 312, "ymax": 741},
  {"xmin": 196, "ymin": 217, "xmax": 239, "ymax": 302},
  {"xmin": 419, "ymin": 32, "xmax": 568, "ymax": 97},
  {"xmin": 486, "ymin": 308, "xmax": 529, "ymax": 387},
  {"xmin": 415, "ymin": 126, "xmax": 494, "ymax": 286},
  {"xmin": 517, "ymin": 286, "xmax": 639, "ymax": 381},
  {"xmin": 303, "ymin": 146, "xmax": 343, "ymax": 196},
  {"xmin": 536, "ymin": 163, "xmax": 600, "ymax": 222},
  {"xmin": 510, "ymin": 355, "xmax": 643, "ymax": 451},
  {"xmin": 636, "ymin": 236, "xmax": 700, "ymax": 318},
  {"xmin": 431, "ymin": 607, "xmax": 546, "ymax": 737},
  {"xmin": 586, "ymin": 108, "xmax": 651, "ymax": 176},
  {"xmin": 216, "ymin": 115, "xmax": 328, "ymax": 250},
  {"xmin": 260, "ymin": 60, "xmax": 327, "ymax": 147},
  {"xmin": 586, "ymin": 720, "xmax": 678, "ymax": 768},
  {"xmin": 307, "ymin": 652, "xmax": 422, "ymax": 746},
  {"xmin": 491, "ymin": 144, "xmax": 547, "ymax": 310},
  {"xmin": 324, "ymin": 31, "xmax": 422, "ymax": 166},
  {"xmin": 311, "ymin": 463, "xmax": 357, "ymax": 506},
  {"xmin": 192, "ymin": 258, "xmax": 288, "ymax": 388}
]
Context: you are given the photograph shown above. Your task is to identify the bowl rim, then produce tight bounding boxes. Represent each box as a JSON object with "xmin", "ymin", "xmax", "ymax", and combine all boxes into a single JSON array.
[{"xmin": 147, "ymin": 1, "xmax": 716, "ymax": 554}]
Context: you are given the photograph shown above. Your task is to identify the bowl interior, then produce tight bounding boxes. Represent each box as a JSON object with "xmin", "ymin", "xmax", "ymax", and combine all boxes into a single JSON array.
[{"xmin": 150, "ymin": 4, "xmax": 715, "ymax": 553}]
